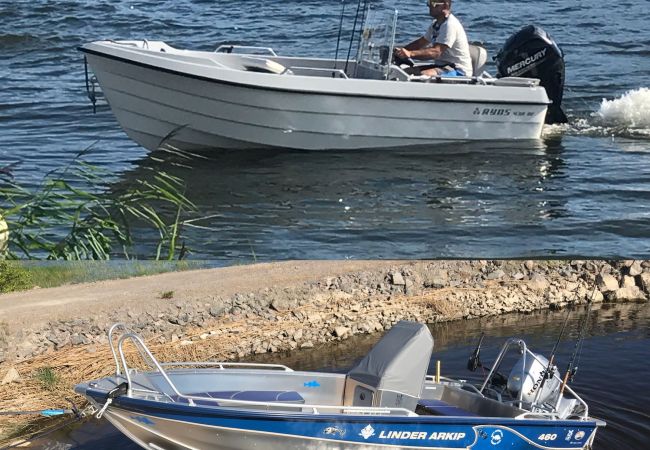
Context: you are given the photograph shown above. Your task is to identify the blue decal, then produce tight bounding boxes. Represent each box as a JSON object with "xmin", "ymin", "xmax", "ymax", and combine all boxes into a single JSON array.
[
  {"xmin": 323, "ymin": 426, "xmax": 346, "ymax": 437},
  {"xmin": 304, "ymin": 380, "xmax": 321, "ymax": 388},
  {"xmin": 130, "ymin": 415, "xmax": 155, "ymax": 425}
]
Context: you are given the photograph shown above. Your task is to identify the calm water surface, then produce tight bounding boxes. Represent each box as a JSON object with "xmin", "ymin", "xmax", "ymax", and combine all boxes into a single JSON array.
[
  {"xmin": 24, "ymin": 302, "xmax": 650, "ymax": 449},
  {"xmin": 2, "ymin": 0, "xmax": 650, "ymax": 259}
]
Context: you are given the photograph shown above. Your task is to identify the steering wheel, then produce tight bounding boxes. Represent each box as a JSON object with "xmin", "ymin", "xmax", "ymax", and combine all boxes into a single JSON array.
[{"xmin": 393, "ymin": 54, "xmax": 415, "ymax": 67}]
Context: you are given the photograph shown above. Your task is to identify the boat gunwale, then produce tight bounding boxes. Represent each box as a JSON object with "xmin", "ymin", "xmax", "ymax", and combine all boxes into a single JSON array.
[{"xmin": 82, "ymin": 385, "xmax": 602, "ymax": 428}]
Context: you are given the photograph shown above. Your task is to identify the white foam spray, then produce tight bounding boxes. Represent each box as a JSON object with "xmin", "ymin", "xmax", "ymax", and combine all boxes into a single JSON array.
[{"xmin": 594, "ymin": 87, "xmax": 650, "ymax": 129}]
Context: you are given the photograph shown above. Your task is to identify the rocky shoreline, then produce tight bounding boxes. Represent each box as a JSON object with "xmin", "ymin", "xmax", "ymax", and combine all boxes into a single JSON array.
[
  {"xmin": 2, "ymin": 259, "xmax": 649, "ymax": 367},
  {"xmin": 1, "ymin": 259, "xmax": 650, "ymax": 443}
]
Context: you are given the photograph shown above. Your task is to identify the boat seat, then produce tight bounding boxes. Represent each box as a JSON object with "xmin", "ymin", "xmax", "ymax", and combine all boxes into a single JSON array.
[
  {"xmin": 417, "ymin": 399, "xmax": 478, "ymax": 417},
  {"xmin": 468, "ymin": 43, "xmax": 488, "ymax": 76},
  {"xmin": 241, "ymin": 56, "xmax": 287, "ymax": 74},
  {"xmin": 171, "ymin": 390, "xmax": 305, "ymax": 406}
]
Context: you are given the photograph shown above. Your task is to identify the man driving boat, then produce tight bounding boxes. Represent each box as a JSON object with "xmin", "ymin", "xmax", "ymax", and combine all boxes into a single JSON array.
[{"xmin": 394, "ymin": 0, "xmax": 472, "ymax": 77}]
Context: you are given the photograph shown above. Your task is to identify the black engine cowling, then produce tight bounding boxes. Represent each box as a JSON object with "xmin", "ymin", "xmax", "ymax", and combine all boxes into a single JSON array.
[{"xmin": 495, "ymin": 25, "xmax": 567, "ymax": 124}]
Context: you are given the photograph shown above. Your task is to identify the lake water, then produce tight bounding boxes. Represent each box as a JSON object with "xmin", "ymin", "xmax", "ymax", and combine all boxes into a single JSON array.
[
  {"xmin": 22, "ymin": 301, "xmax": 650, "ymax": 449},
  {"xmin": 2, "ymin": 0, "xmax": 650, "ymax": 260}
]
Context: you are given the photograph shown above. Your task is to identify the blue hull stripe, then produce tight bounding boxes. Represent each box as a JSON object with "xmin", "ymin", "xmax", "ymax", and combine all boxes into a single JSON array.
[{"xmin": 89, "ymin": 391, "xmax": 597, "ymax": 449}]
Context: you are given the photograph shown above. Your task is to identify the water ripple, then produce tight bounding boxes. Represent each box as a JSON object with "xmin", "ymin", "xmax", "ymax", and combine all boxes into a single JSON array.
[{"xmin": 1, "ymin": 0, "xmax": 650, "ymax": 262}]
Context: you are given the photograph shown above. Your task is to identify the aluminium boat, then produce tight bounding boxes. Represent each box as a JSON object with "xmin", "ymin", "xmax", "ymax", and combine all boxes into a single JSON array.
[
  {"xmin": 75, "ymin": 321, "xmax": 604, "ymax": 450},
  {"xmin": 79, "ymin": 10, "xmax": 567, "ymax": 151}
]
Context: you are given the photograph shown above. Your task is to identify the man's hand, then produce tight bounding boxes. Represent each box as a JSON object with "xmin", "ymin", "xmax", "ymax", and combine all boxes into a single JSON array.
[{"xmin": 394, "ymin": 47, "xmax": 412, "ymax": 60}]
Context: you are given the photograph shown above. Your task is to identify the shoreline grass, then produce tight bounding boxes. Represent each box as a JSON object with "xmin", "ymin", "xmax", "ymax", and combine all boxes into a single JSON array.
[{"xmin": 0, "ymin": 260, "xmax": 210, "ymax": 293}]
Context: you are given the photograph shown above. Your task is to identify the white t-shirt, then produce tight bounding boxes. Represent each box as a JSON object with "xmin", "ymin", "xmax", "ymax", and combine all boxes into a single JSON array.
[{"xmin": 423, "ymin": 14, "xmax": 472, "ymax": 76}]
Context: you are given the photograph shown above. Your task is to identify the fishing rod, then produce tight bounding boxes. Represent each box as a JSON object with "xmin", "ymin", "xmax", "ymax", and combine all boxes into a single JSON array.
[
  {"xmin": 352, "ymin": 0, "xmax": 370, "ymax": 78},
  {"xmin": 334, "ymin": 0, "xmax": 346, "ymax": 71},
  {"xmin": 343, "ymin": 0, "xmax": 364, "ymax": 74},
  {"xmin": 558, "ymin": 265, "xmax": 604, "ymax": 395},
  {"xmin": 558, "ymin": 300, "xmax": 592, "ymax": 395},
  {"xmin": 533, "ymin": 307, "xmax": 571, "ymax": 404},
  {"xmin": 467, "ymin": 333, "xmax": 485, "ymax": 372}
]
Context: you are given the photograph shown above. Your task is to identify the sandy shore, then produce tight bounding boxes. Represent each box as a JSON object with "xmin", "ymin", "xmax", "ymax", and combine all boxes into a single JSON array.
[{"xmin": 0, "ymin": 260, "xmax": 401, "ymax": 337}]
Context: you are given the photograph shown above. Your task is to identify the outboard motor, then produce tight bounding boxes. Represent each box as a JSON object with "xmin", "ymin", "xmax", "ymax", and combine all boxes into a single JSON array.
[
  {"xmin": 507, "ymin": 353, "xmax": 561, "ymax": 405},
  {"xmin": 495, "ymin": 25, "xmax": 567, "ymax": 124}
]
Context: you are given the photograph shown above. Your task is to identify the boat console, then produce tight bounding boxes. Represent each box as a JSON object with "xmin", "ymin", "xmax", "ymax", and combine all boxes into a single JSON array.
[{"xmin": 343, "ymin": 321, "xmax": 433, "ymax": 411}]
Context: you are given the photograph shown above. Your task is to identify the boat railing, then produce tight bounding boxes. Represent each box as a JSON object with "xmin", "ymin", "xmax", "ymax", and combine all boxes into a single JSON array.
[
  {"xmin": 479, "ymin": 338, "xmax": 589, "ymax": 420},
  {"xmin": 215, "ymin": 45, "xmax": 277, "ymax": 56},
  {"xmin": 158, "ymin": 362, "xmax": 294, "ymax": 371},
  {"xmin": 109, "ymin": 323, "xmax": 152, "ymax": 376},
  {"xmin": 127, "ymin": 382, "xmax": 417, "ymax": 416},
  {"xmin": 110, "ymin": 324, "xmax": 293, "ymax": 374},
  {"xmin": 514, "ymin": 409, "xmax": 595, "ymax": 421},
  {"xmin": 114, "ymin": 330, "xmax": 416, "ymax": 417}
]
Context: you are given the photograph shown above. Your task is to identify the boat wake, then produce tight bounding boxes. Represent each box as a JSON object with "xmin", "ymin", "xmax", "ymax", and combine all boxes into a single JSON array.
[
  {"xmin": 552, "ymin": 88, "xmax": 650, "ymax": 139},
  {"xmin": 595, "ymin": 87, "xmax": 650, "ymax": 130}
]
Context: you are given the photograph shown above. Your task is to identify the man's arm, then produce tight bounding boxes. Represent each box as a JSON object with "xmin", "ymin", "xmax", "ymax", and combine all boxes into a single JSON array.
[
  {"xmin": 394, "ymin": 37, "xmax": 430, "ymax": 60},
  {"xmin": 397, "ymin": 42, "xmax": 449, "ymax": 61},
  {"xmin": 403, "ymin": 37, "xmax": 429, "ymax": 51},
  {"xmin": 395, "ymin": 36, "xmax": 449, "ymax": 59}
]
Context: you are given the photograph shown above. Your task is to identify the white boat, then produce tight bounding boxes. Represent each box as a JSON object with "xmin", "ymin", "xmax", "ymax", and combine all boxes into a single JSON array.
[{"xmin": 80, "ymin": 12, "xmax": 566, "ymax": 151}]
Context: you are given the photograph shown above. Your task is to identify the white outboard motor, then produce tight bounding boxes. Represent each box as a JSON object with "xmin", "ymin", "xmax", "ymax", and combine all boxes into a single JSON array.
[
  {"xmin": 495, "ymin": 25, "xmax": 567, "ymax": 124},
  {"xmin": 507, "ymin": 353, "xmax": 561, "ymax": 405}
]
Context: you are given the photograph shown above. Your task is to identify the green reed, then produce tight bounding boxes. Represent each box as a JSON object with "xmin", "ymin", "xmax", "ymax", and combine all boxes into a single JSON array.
[{"xmin": 0, "ymin": 144, "xmax": 195, "ymax": 261}]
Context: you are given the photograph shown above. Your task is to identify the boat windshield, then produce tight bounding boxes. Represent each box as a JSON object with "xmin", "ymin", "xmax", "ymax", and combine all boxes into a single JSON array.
[{"xmin": 355, "ymin": 8, "xmax": 398, "ymax": 80}]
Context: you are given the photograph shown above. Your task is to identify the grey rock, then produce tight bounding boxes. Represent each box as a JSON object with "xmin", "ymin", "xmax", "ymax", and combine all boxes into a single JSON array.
[
  {"xmin": 486, "ymin": 269, "xmax": 506, "ymax": 280},
  {"xmin": 529, "ymin": 274, "xmax": 549, "ymax": 291},
  {"xmin": 637, "ymin": 272, "xmax": 650, "ymax": 294},
  {"xmin": 612, "ymin": 286, "xmax": 645, "ymax": 302},
  {"xmin": 564, "ymin": 281, "xmax": 579, "ymax": 292},
  {"xmin": 591, "ymin": 290, "xmax": 605, "ymax": 303},
  {"xmin": 621, "ymin": 276, "xmax": 636, "ymax": 288},
  {"xmin": 1, "ymin": 367, "xmax": 20, "ymax": 385},
  {"xmin": 423, "ymin": 269, "xmax": 448, "ymax": 288},
  {"xmin": 339, "ymin": 278, "xmax": 355, "ymax": 294},
  {"xmin": 628, "ymin": 261, "xmax": 643, "ymax": 276},
  {"xmin": 47, "ymin": 331, "xmax": 70, "ymax": 349},
  {"xmin": 596, "ymin": 274, "xmax": 619, "ymax": 292},
  {"xmin": 333, "ymin": 327, "xmax": 349, "ymax": 338},
  {"xmin": 308, "ymin": 312, "xmax": 322, "ymax": 323},
  {"xmin": 270, "ymin": 297, "xmax": 298, "ymax": 312},
  {"xmin": 209, "ymin": 304, "xmax": 228, "ymax": 317},
  {"xmin": 390, "ymin": 271, "xmax": 405, "ymax": 286},
  {"xmin": 70, "ymin": 334, "xmax": 86, "ymax": 346},
  {"xmin": 404, "ymin": 278, "xmax": 416, "ymax": 295},
  {"xmin": 609, "ymin": 286, "xmax": 645, "ymax": 302}
]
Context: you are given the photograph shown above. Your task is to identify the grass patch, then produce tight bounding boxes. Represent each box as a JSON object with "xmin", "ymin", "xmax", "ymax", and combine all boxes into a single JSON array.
[
  {"xmin": 0, "ymin": 261, "xmax": 34, "ymax": 293},
  {"xmin": 2, "ymin": 260, "xmax": 209, "ymax": 291},
  {"xmin": 34, "ymin": 367, "xmax": 59, "ymax": 391},
  {"xmin": 160, "ymin": 290, "xmax": 174, "ymax": 299}
]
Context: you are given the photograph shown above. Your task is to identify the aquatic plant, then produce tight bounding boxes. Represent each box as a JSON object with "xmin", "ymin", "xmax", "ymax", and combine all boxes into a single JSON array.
[{"xmin": 0, "ymin": 144, "xmax": 195, "ymax": 260}]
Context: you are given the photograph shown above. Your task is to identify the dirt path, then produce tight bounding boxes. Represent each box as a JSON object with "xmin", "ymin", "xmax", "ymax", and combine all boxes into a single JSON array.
[{"xmin": 0, "ymin": 260, "xmax": 404, "ymax": 335}]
